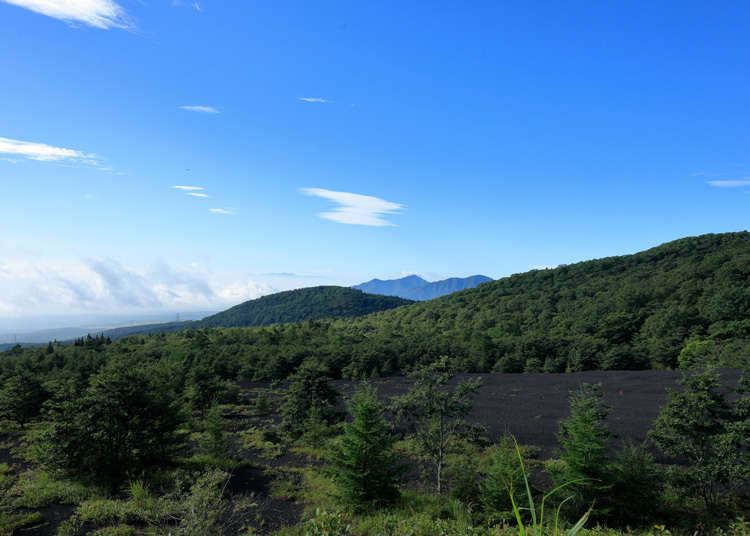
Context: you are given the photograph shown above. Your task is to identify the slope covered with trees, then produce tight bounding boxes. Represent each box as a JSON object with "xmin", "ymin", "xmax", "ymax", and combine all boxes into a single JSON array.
[
  {"xmin": 2, "ymin": 232, "xmax": 749, "ymax": 381},
  {"xmin": 198, "ymin": 286, "xmax": 413, "ymax": 328},
  {"xmin": 100, "ymin": 286, "xmax": 413, "ymax": 338}
]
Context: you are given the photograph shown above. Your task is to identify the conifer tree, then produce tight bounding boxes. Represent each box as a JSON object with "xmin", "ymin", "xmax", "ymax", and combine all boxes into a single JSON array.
[
  {"xmin": 551, "ymin": 382, "xmax": 612, "ymax": 519},
  {"xmin": 329, "ymin": 383, "xmax": 401, "ymax": 509}
]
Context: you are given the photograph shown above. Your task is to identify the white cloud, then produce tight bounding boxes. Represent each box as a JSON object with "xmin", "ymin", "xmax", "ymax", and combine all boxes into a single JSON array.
[
  {"xmin": 187, "ymin": 192, "xmax": 208, "ymax": 198},
  {"xmin": 708, "ymin": 179, "xmax": 750, "ymax": 187},
  {"xmin": 298, "ymin": 97, "xmax": 329, "ymax": 103},
  {"xmin": 0, "ymin": 258, "xmax": 278, "ymax": 317},
  {"xmin": 192, "ymin": 1, "xmax": 200, "ymax": 11},
  {"xmin": 301, "ymin": 188, "xmax": 404, "ymax": 227},
  {"xmin": 1, "ymin": 0, "xmax": 131, "ymax": 29},
  {"xmin": 172, "ymin": 185, "xmax": 204, "ymax": 191},
  {"xmin": 0, "ymin": 136, "xmax": 97, "ymax": 163},
  {"xmin": 180, "ymin": 105, "xmax": 219, "ymax": 114},
  {"xmin": 209, "ymin": 208, "xmax": 236, "ymax": 215}
]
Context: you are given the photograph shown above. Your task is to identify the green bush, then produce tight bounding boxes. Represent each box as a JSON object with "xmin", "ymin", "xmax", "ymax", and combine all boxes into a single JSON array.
[
  {"xmin": 10, "ymin": 470, "xmax": 93, "ymax": 508},
  {"xmin": 608, "ymin": 442, "xmax": 663, "ymax": 526},
  {"xmin": 480, "ymin": 436, "xmax": 527, "ymax": 522}
]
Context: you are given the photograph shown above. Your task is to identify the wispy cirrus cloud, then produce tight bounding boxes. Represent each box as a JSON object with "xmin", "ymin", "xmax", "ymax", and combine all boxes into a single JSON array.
[
  {"xmin": 298, "ymin": 97, "xmax": 329, "ymax": 103},
  {"xmin": 172, "ymin": 185, "xmax": 204, "ymax": 191},
  {"xmin": 301, "ymin": 188, "xmax": 404, "ymax": 227},
  {"xmin": 707, "ymin": 179, "xmax": 750, "ymax": 187},
  {"xmin": 180, "ymin": 105, "xmax": 219, "ymax": 114},
  {"xmin": 209, "ymin": 208, "xmax": 236, "ymax": 215},
  {"xmin": 187, "ymin": 192, "xmax": 208, "ymax": 198},
  {"xmin": 1, "ymin": 0, "xmax": 132, "ymax": 29},
  {"xmin": 0, "ymin": 136, "xmax": 98, "ymax": 164}
]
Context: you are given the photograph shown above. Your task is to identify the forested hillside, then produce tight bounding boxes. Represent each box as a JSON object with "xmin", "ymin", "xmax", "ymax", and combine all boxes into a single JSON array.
[
  {"xmin": 2, "ymin": 232, "xmax": 749, "ymax": 381},
  {"xmin": 100, "ymin": 286, "xmax": 413, "ymax": 338},
  {"xmin": 199, "ymin": 286, "xmax": 413, "ymax": 327}
]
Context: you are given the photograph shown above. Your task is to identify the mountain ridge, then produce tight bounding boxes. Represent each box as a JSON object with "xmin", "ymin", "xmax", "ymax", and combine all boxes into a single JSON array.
[{"xmin": 353, "ymin": 274, "xmax": 492, "ymax": 300}]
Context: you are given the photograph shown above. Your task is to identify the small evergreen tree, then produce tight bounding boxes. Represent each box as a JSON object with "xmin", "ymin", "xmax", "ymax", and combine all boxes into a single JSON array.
[
  {"xmin": 392, "ymin": 357, "xmax": 482, "ymax": 493},
  {"xmin": 204, "ymin": 403, "xmax": 229, "ymax": 457},
  {"xmin": 550, "ymin": 383, "xmax": 612, "ymax": 519},
  {"xmin": 329, "ymin": 383, "xmax": 401, "ymax": 509},
  {"xmin": 481, "ymin": 436, "xmax": 528, "ymax": 522},
  {"xmin": 280, "ymin": 360, "xmax": 339, "ymax": 436},
  {"xmin": 0, "ymin": 371, "xmax": 47, "ymax": 428}
]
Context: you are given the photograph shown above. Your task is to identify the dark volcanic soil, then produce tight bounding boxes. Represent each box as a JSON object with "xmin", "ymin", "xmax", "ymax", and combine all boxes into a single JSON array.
[{"xmin": 344, "ymin": 369, "xmax": 744, "ymax": 459}]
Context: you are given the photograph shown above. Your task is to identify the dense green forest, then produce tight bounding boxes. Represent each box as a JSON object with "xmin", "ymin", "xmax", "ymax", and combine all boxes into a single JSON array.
[
  {"xmin": 2, "ymin": 232, "xmax": 749, "ymax": 382},
  {"xmin": 1, "ymin": 232, "xmax": 749, "ymax": 534},
  {"xmin": 100, "ymin": 286, "xmax": 413, "ymax": 339}
]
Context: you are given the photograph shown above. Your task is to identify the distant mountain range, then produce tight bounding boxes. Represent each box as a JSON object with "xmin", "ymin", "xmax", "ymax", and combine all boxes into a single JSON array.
[
  {"xmin": 4, "ymin": 275, "xmax": 486, "ymax": 345},
  {"xmin": 352, "ymin": 274, "xmax": 492, "ymax": 301}
]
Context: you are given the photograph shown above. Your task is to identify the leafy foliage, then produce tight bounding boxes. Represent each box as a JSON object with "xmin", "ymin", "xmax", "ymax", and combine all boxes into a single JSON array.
[
  {"xmin": 392, "ymin": 358, "xmax": 482, "ymax": 493},
  {"xmin": 649, "ymin": 368, "xmax": 749, "ymax": 510}
]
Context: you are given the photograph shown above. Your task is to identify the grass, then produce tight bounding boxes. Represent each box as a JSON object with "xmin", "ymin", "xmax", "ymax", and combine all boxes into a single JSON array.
[
  {"xmin": 10, "ymin": 469, "xmax": 96, "ymax": 508},
  {"xmin": 237, "ymin": 426, "xmax": 284, "ymax": 458},
  {"xmin": 0, "ymin": 511, "xmax": 45, "ymax": 536}
]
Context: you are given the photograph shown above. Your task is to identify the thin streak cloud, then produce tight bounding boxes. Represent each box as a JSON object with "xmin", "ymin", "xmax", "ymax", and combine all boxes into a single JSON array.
[
  {"xmin": 187, "ymin": 192, "xmax": 209, "ymax": 198},
  {"xmin": 172, "ymin": 185, "xmax": 204, "ymax": 191},
  {"xmin": 209, "ymin": 208, "xmax": 236, "ymax": 215},
  {"xmin": 180, "ymin": 105, "xmax": 219, "ymax": 114},
  {"xmin": 0, "ymin": 136, "xmax": 97, "ymax": 164},
  {"xmin": 301, "ymin": 188, "xmax": 404, "ymax": 227},
  {"xmin": 298, "ymin": 97, "xmax": 329, "ymax": 103},
  {"xmin": 708, "ymin": 179, "xmax": 750, "ymax": 187},
  {"xmin": 1, "ymin": 0, "xmax": 132, "ymax": 29}
]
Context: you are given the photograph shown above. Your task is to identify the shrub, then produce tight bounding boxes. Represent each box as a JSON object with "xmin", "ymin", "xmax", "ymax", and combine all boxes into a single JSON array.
[
  {"xmin": 480, "ymin": 436, "xmax": 527, "ymax": 522},
  {"xmin": 303, "ymin": 509, "xmax": 352, "ymax": 536},
  {"xmin": 608, "ymin": 442, "xmax": 663, "ymax": 526}
]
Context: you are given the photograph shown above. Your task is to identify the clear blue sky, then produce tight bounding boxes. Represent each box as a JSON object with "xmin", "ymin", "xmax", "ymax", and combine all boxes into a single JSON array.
[{"xmin": 1, "ymin": 0, "xmax": 749, "ymax": 321}]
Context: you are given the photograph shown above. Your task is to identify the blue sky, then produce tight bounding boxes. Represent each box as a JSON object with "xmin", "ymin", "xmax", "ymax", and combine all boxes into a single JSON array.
[{"xmin": 1, "ymin": 0, "xmax": 749, "ymax": 322}]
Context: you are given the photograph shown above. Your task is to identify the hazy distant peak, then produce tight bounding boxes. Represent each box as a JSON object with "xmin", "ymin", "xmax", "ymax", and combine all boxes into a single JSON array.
[{"xmin": 353, "ymin": 274, "xmax": 492, "ymax": 301}]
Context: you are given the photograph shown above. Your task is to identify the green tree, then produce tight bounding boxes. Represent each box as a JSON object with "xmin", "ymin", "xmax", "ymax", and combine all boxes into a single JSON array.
[
  {"xmin": 649, "ymin": 369, "xmax": 748, "ymax": 510},
  {"xmin": 550, "ymin": 383, "xmax": 612, "ymax": 519},
  {"xmin": 184, "ymin": 362, "xmax": 226, "ymax": 413},
  {"xmin": 280, "ymin": 360, "xmax": 339, "ymax": 436},
  {"xmin": 328, "ymin": 383, "xmax": 401, "ymax": 509},
  {"xmin": 203, "ymin": 403, "xmax": 229, "ymax": 457},
  {"xmin": 42, "ymin": 357, "xmax": 186, "ymax": 487},
  {"xmin": 392, "ymin": 357, "xmax": 482, "ymax": 493},
  {"xmin": 0, "ymin": 372, "xmax": 47, "ymax": 428},
  {"xmin": 480, "ymin": 436, "xmax": 528, "ymax": 522}
]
